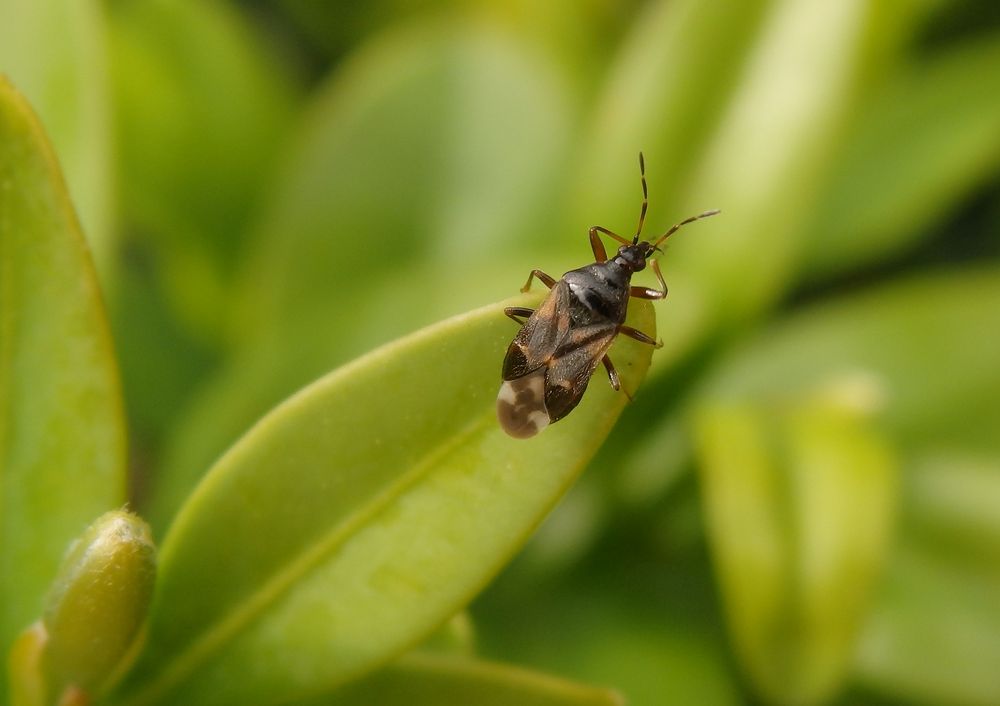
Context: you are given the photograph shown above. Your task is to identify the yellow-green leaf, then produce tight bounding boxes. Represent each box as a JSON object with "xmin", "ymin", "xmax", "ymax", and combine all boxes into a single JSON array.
[
  {"xmin": 318, "ymin": 652, "xmax": 623, "ymax": 706},
  {"xmin": 42, "ymin": 511, "xmax": 156, "ymax": 698},
  {"xmin": 0, "ymin": 0, "xmax": 113, "ymax": 277},
  {"xmin": 112, "ymin": 296, "xmax": 654, "ymax": 705},
  {"xmin": 695, "ymin": 380, "xmax": 897, "ymax": 706},
  {"xmin": 0, "ymin": 77, "xmax": 126, "ymax": 691}
]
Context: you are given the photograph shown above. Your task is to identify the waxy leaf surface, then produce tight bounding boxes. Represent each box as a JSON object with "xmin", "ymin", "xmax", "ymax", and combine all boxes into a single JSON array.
[
  {"xmin": 320, "ymin": 652, "xmax": 623, "ymax": 706},
  {"xmin": 114, "ymin": 296, "xmax": 654, "ymax": 705},
  {"xmin": 0, "ymin": 77, "xmax": 125, "ymax": 690}
]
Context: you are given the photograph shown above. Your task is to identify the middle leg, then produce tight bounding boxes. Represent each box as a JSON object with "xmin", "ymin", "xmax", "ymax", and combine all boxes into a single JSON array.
[
  {"xmin": 629, "ymin": 259, "xmax": 668, "ymax": 300},
  {"xmin": 619, "ymin": 325, "xmax": 663, "ymax": 349},
  {"xmin": 601, "ymin": 354, "xmax": 634, "ymax": 400},
  {"xmin": 520, "ymin": 269, "xmax": 557, "ymax": 293},
  {"xmin": 505, "ymin": 307, "xmax": 534, "ymax": 325}
]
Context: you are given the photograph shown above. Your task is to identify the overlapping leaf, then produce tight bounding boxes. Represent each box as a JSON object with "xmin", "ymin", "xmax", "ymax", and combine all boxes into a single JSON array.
[
  {"xmin": 0, "ymin": 77, "xmax": 125, "ymax": 694},
  {"xmin": 113, "ymin": 297, "xmax": 654, "ymax": 705}
]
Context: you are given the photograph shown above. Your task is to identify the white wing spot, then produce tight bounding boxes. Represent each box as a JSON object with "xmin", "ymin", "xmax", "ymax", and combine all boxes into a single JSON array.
[{"xmin": 497, "ymin": 372, "xmax": 550, "ymax": 439}]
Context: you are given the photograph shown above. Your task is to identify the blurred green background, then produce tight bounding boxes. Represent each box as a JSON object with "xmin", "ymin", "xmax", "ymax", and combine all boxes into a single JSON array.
[{"xmin": 2, "ymin": 0, "xmax": 1000, "ymax": 703}]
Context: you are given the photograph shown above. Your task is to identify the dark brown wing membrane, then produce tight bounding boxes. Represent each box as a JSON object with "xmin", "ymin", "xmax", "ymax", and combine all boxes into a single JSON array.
[
  {"xmin": 543, "ymin": 323, "xmax": 617, "ymax": 422},
  {"xmin": 502, "ymin": 282, "xmax": 571, "ymax": 380}
]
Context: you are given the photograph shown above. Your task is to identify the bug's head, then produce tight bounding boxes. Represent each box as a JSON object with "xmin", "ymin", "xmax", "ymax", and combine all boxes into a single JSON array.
[
  {"xmin": 617, "ymin": 242, "xmax": 652, "ymax": 272},
  {"xmin": 624, "ymin": 154, "xmax": 721, "ymax": 270}
]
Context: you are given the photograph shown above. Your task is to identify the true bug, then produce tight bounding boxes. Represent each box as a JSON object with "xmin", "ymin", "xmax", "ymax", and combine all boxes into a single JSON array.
[{"xmin": 497, "ymin": 154, "xmax": 719, "ymax": 438}]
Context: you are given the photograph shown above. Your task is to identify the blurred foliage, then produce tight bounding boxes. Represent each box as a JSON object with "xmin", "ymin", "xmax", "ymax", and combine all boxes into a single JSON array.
[
  {"xmin": 2, "ymin": 0, "xmax": 1000, "ymax": 704},
  {"xmin": 0, "ymin": 76, "xmax": 126, "ymax": 700}
]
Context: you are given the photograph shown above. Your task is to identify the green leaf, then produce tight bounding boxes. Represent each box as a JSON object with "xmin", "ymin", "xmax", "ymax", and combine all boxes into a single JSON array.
[
  {"xmin": 0, "ymin": 77, "xmax": 126, "ymax": 691},
  {"xmin": 696, "ymin": 266, "xmax": 1000, "ymax": 451},
  {"xmin": 903, "ymin": 453, "xmax": 1000, "ymax": 564},
  {"xmin": 475, "ymin": 556, "xmax": 742, "ymax": 706},
  {"xmin": 233, "ymin": 21, "xmax": 570, "ymax": 345},
  {"xmin": 851, "ymin": 451, "xmax": 1000, "ymax": 705},
  {"xmin": 662, "ymin": 1, "xmax": 913, "ymax": 331},
  {"xmin": 567, "ymin": 1, "xmax": 925, "ymax": 397},
  {"xmin": 804, "ymin": 35, "xmax": 1000, "ymax": 278},
  {"xmin": 150, "ymin": 21, "xmax": 573, "ymax": 529},
  {"xmin": 42, "ymin": 511, "xmax": 156, "ymax": 698},
  {"xmin": 574, "ymin": 0, "xmax": 773, "ymax": 236},
  {"xmin": 151, "ymin": 260, "xmax": 536, "ymax": 531},
  {"xmin": 681, "ymin": 267, "xmax": 1000, "ymax": 701},
  {"xmin": 106, "ymin": 0, "xmax": 302, "ymax": 454},
  {"xmin": 0, "ymin": 0, "xmax": 113, "ymax": 278},
  {"xmin": 8, "ymin": 622, "xmax": 47, "ymax": 706},
  {"xmin": 109, "ymin": 0, "xmax": 300, "ymax": 340},
  {"xmin": 695, "ymin": 386, "xmax": 897, "ymax": 706},
  {"xmin": 112, "ymin": 296, "xmax": 655, "ymax": 705},
  {"xmin": 855, "ymin": 539, "xmax": 1000, "ymax": 706},
  {"xmin": 316, "ymin": 652, "xmax": 623, "ymax": 706},
  {"xmin": 611, "ymin": 265, "xmax": 1000, "ymax": 513}
]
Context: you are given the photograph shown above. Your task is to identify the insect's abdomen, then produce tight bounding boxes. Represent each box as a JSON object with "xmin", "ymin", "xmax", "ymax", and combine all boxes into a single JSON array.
[{"xmin": 497, "ymin": 369, "xmax": 549, "ymax": 438}]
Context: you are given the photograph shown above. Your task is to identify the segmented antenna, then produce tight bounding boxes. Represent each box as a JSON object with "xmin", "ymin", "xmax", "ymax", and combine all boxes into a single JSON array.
[
  {"xmin": 650, "ymin": 209, "xmax": 720, "ymax": 249},
  {"xmin": 633, "ymin": 152, "xmax": 649, "ymax": 244}
]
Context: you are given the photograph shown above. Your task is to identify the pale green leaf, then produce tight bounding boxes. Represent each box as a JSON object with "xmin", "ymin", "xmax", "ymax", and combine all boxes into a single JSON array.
[
  {"xmin": 112, "ymin": 296, "xmax": 655, "ymax": 705},
  {"xmin": 42, "ymin": 511, "xmax": 155, "ymax": 698},
  {"xmin": 109, "ymin": 0, "xmax": 300, "ymax": 340},
  {"xmin": 232, "ymin": 21, "xmax": 571, "ymax": 344},
  {"xmin": 0, "ymin": 77, "xmax": 126, "ymax": 692},
  {"xmin": 574, "ymin": 0, "xmax": 772, "ymax": 236},
  {"xmin": 686, "ymin": 267, "xmax": 1000, "ymax": 701},
  {"xmin": 316, "ymin": 652, "xmax": 623, "ymax": 706},
  {"xmin": 695, "ymin": 390, "xmax": 896, "ymax": 706},
  {"xmin": 151, "ymin": 260, "xmax": 538, "ymax": 530},
  {"xmin": 475, "ymin": 562, "xmax": 742, "ymax": 706},
  {"xmin": 855, "ymin": 540, "xmax": 1000, "ymax": 706},
  {"xmin": 0, "ymin": 0, "xmax": 113, "ymax": 278},
  {"xmin": 804, "ymin": 35, "xmax": 1000, "ymax": 278},
  {"xmin": 151, "ymin": 21, "xmax": 572, "ymax": 528},
  {"xmin": 697, "ymin": 266, "xmax": 1000, "ymax": 450},
  {"xmin": 666, "ymin": 0, "xmax": 910, "ymax": 331},
  {"xmin": 852, "ymin": 451, "xmax": 1000, "ymax": 705},
  {"xmin": 609, "ymin": 265, "xmax": 1000, "ymax": 511}
]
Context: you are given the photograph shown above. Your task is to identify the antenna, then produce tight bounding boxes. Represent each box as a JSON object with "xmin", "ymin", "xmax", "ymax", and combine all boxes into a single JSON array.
[
  {"xmin": 633, "ymin": 152, "xmax": 649, "ymax": 244},
  {"xmin": 651, "ymin": 209, "xmax": 721, "ymax": 249}
]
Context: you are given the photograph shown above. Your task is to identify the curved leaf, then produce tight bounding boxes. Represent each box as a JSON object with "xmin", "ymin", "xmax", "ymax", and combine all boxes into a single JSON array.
[
  {"xmin": 574, "ymin": 0, "xmax": 772, "ymax": 237},
  {"xmin": 109, "ymin": 0, "xmax": 300, "ymax": 338},
  {"xmin": 804, "ymin": 35, "xmax": 1000, "ymax": 278},
  {"xmin": 0, "ymin": 0, "xmax": 113, "ymax": 277},
  {"xmin": 233, "ymin": 21, "xmax": 570, "ymax": 342},
  {"xmin": 113, "ymin": 296, "xmax": 654, "ymax": 705},
  {"xmin": 152, "ymin": 259, "xmax": 538, "ymax": 530},
  {"xmin": 318, "ymin": 652, "xmax": 623, "ymax": 706},
  {"xmin": 695, "ymin": 388, "xmax": 896, "ymax": 705},
  {"xmin": 0, "ymin": 77, "xmax": 126, "ymax": 689},
  {"xmin": 152, "ymin": 20, "xmax": 572, "ymax": 527},
  {"xmin": 856, "ymin": 536, "xmax": 1000, "ymax": 706},
  {"xmin": 696, "ymin": 266, "xmax": 1000, "ymax": 450}
]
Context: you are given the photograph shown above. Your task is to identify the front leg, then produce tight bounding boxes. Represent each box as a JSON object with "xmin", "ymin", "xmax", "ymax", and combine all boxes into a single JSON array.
[
  {"xmin": 504, "ymin": 306, "xmax": 534, "ymax": 325},
  {"xmin": 589, "ymin": 226, "xmax": 631, "ymax": 263},
  {"xmin": 520, "ymin": 269, "xmax": 557, "ymax": 293},
  {"xmin": 629, "ymin": 259, "xmax": 668, "ymax": 300}
]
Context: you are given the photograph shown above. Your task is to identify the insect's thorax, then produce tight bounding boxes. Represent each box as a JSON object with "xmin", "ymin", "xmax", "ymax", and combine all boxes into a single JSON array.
[{"xmin": 562, "ymin": 260, "xmax": 632, "ymax": 324}]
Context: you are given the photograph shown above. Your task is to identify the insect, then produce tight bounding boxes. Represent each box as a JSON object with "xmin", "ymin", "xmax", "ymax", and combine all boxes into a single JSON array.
[{"xmin": 497, "ymin": 153, "xmax": 719, "ymax": 438}]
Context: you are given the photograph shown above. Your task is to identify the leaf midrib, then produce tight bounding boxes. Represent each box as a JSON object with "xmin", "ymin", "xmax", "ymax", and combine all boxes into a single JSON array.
[{"xmin": 121, "ymin": 410, "xmax": 495, "ymax": 706}]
